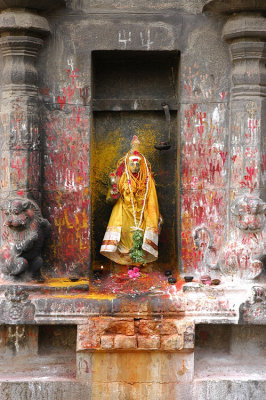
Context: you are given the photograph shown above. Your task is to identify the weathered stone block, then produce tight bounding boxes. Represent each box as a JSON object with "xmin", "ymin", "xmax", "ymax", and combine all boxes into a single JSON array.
[
  {"xmin": 161, "ymin": 319, "xmax": 179, "ymax": 335},
  {"xmin": 101, "ymin": 335, "xmax": 114, "ymax": 350},
  {"xmin": 114, "ymin": 335, "xmax": 137, "ymax": 349},
  {"xmin": 161, "ymin": 334, "xmax": 182, "ymax": 351},
  {"xmin": 77, "ymin": 321, "xmax": 100, "ymax": 350},
  {"xmin": 138, "ymin": 319, "xmax": 162, "ymax": 335},
  {"xmin": 104, "ymin": 318, "xmax": 135, "ymax": 336},
  {"xmin": 137, "ymin": 335, "xmax": 160, "ymax": 349}
]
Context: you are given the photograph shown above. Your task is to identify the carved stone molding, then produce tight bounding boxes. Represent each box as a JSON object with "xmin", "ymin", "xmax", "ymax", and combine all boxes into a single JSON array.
[
  {"xmin": 193, "ymin": 196, "xmax": 266, "ymax": 279},
  {"xmin": 0, "ymin": 286, "xmax": 35, "ymax": 322},
  {"xmin": 239, "ymin": 286, "xmax": 266, "ymax": 324},
  {"xmin": 219, "ymin": 196, "xmax": 265, "ymax": 279}
]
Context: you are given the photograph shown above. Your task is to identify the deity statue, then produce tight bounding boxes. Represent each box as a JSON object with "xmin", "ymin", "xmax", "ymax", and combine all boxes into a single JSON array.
[{"xmin": 100, "ymin": 136, "xmax": 162, "ymax": 265}]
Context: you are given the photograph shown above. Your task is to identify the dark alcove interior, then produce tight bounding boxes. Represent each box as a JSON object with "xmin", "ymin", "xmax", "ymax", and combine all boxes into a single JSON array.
[{"xmin": 91, "ymin": 50, "xmax": 179, "ymax": 273}]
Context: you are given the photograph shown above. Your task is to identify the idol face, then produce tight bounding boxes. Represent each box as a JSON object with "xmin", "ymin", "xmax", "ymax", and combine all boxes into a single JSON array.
[{"xmin": 129, "ymin": 158, "xmax": 141, "ymax": 174}]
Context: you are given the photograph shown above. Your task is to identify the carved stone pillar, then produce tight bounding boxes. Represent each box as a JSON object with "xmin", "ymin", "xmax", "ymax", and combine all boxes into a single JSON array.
[
  {"xmin": 203, "ymin": 1, "xmax": 266, "ymax": 202},
  {"xmin": 0, "ymin": 2, "xmax": 64, "ymax": 281},
  {"xmin": 222, "ymin": 12, "xmax": 266, "ymax": 205},
  {"xmin": 0, "ymin": 10, "xmax": 50, "ymax": 202},
  {"xmin": 202, "ymin": 1, "xmax": 266, "ymax": 280}
]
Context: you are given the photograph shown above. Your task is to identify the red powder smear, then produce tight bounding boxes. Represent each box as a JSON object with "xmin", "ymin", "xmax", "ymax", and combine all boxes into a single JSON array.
[
  {"xmin": 219, "ymin": 151, "xmax": 228, "ymax": 166},
  {"xmin": 91, "ymin": 270, "xmax": 167, "ymax": 295},
  {"xmin": 16, "ymin": 190, "xmax": 24, "ymax": 196},
  {"xmin": 90, "ymin": 270, "xmax": 184, "ymax": 297},
  {"xmin": 262, "ymin": 154, "xmax": 266, "ymax": 170},
  {"xmin": 175, "ymin": 279, "xmax": 185, "ymax": 292},
  {"xmin": 116, "ymin": 162, "xmax": 125, "ymax": 177}
]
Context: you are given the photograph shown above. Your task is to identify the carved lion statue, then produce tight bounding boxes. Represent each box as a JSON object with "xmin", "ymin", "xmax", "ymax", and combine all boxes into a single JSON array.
[{"xmin": 0, "ymin": 198, "xmax": 51, "ymax": 281}]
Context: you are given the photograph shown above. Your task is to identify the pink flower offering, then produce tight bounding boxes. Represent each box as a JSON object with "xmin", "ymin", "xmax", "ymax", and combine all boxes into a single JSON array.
[
  {"xmin": 128, "ymin": 267, "xmax": 141, "ymax": 278},
  {"xmin": 201, "ymin": 275, "xmax": 212, "ymax": 285}
]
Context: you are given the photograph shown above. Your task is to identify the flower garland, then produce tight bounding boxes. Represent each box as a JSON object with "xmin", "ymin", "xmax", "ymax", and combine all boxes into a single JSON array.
[{"xmin": 125, "ymin": 152, "xmax": 150, "ymax": 263}]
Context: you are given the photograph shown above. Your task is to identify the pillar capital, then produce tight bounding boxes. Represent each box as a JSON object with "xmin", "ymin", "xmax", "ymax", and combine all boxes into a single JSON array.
[
  {"xmin": 203, "ymin": 0, "xmax": 266, "ymax": 15},
  {"xmin": 0, "ymin": 0, "xmax": 65, "ymax": 12},
  {"xmin": 222, "ymin": 13, "xmax": 266, "ymax": 98},
  {"xmin": 0, "ymin": 10, "xmax": 50, "ymax": 98},
  {"xmin": 0, "ymin": 9, "xmax": 50, "ymax": 37},
  {"xmin": 222, "ymin": 13, "xmax": 266, "ymax": 41},
  {"xmin": 203, "ymin": 2, "xmax": 266, "ymax": 98}
]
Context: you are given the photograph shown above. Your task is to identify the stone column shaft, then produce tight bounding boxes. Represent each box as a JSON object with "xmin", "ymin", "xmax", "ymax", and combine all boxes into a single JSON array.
[
  {"xmin": 203, "ymin": 1, "xmax": 266, "ymax": 201},
  {"xmin": 222, "ymin": 13, "xmax": 266, "ymax": 201},
  {"xmin": 0, "ymin": 9, "xmax": 50, "ymax": 202}
]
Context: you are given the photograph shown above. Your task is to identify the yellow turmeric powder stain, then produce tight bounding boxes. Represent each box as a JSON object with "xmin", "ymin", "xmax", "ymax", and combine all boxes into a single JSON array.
[
  {"xmin": 52, "ymin": 293, "xmax": 116, "ymax": 300},
  {"xmin": 44, "ymin": 278, "xmax": 115, "ymax": 299},
  {"xmin": 91, "ymin": 128, "xmax": 125, "ymax": 199},
  {"xmin": 44, "ymin": 277, "xmax": 90, "ymax": 287}
]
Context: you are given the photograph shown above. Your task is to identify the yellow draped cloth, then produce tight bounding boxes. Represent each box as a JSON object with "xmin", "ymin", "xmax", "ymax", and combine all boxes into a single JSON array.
[{"xmin": 100, "ymin": 172, "xmax": 160, "ymax": 265}]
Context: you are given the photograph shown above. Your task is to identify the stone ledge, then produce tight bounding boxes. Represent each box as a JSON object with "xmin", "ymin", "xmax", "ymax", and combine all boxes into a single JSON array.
[
  {"xmin": 0, "ymin": 281, "xmax": 262, "ymax": 325},
  {"xmin": 0, "ymin": 280, "xmax": 90, "ymax": 294}
]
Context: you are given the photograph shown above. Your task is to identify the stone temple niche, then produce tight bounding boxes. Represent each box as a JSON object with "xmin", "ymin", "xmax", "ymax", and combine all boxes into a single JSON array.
[{"xmin": 91, "ymin": 51, "xmax": 179, "ymax": 273}]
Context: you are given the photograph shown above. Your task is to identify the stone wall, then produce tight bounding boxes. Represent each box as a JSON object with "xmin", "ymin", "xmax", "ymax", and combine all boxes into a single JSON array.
[{"xmin": 0, "ymin": 0, "xmax": 264, "ymax": 399}]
